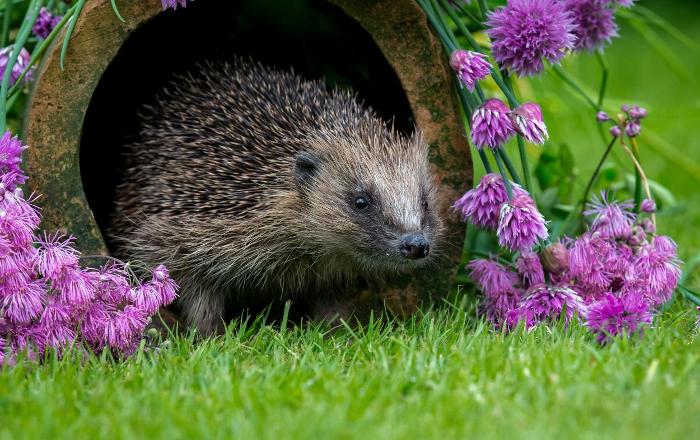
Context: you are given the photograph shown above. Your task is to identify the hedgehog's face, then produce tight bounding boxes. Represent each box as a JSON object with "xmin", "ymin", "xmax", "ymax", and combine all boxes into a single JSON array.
[{"xmin": 294, "ymin": 133, "xmax": 443, "ymax": 272}]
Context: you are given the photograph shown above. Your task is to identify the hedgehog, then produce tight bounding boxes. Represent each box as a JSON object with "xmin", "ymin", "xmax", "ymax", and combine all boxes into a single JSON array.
[{"xmin": 106, "ymin": 59, "xmax": 444, "ymax": 336}]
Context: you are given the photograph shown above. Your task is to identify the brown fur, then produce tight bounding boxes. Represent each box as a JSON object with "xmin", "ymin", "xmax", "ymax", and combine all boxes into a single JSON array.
[{"xmin": 107, "ymin": 60, "xmax": 443, "ymax": 335}]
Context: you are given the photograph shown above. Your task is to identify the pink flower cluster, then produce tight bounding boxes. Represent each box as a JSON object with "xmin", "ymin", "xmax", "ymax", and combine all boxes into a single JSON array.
[
  {"xmin": 487, "ymin": 0, "xmax": 632, "ymax": 77},
  {"xmin": 0, "ymin": 132, "xmax": 178, "ymax": 365},
  {"xmin": 454, "ymin": 173, "xmax": 548, "ymax": 251},
  {"xmin": 464, "ymin": 189, "xmax": 678, "ymax": 343},
  {"xmin": 598, "ymin": 103, "xmax": 648, "ymax": 138},
  {"xmin": 470, "ymin": 99, "xmax": 548, "ymax": 149}
]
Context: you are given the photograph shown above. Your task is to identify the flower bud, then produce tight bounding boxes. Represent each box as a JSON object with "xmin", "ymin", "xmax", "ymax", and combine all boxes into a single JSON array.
[
  {"xmin": 641, "ymin": 218, "xmax": 656, "ymax": 234},
  {"xmin": 596, "ymin": 111, "xmax": 610, "ymax": 122},
  {"xmin": 540, "ymin": 242, "xmax": 569, "ymax": 274},
  {"xmin": 641, "ymin": 198, "xmax": 656, "ymax": 213},
  {"xmin": 609, "ymin": 126, "xmax": 621, "ymax": 137},
  {"xmin": 628, "ymin": 225, "xmax": 646, "ymax": 247},
  {"xmin": 628, "ymin": 106, "xmax": 647, "ymax": 120},
  {"xmin": 625, "ymin": 122, "xmax": 641, "ymax": 137}
]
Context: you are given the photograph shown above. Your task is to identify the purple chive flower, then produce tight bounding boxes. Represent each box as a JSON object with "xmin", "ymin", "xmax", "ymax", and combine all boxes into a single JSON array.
[
  {"xmin": 81, "ymin": 302, "xmax": 111, "ymax": 347},
  {"xmin": 32, "ymin": 7, "xmax": 62, "ymax": 39},
  {"xmin": 35, "ymin": 233, "xmax": 80, "ymax": 280},
  {"xmin": 516, "ymin": 251, "xmax": 545, "ymax": 286},
  {"xmin": 450, "ymin": 50, "xmax": 491, "ymax": 92},
  {"xmin": 567, "ymin": 233, "xmax": 611, "ymax": 295},
  {"xmin": 1, "ymin": 130, "xmax": 179, "ymax": 364},
  {"xmin": 633, "ymin": 237, "xmax": 681, "ymax": 306},
  {"xmin": 471, "ymin": 98, "xmax": 516, "ymax": 149},
  {"xmin": 467, "ymin": 258, "xmax": 519, "ymax": 297},
  {"xmin": 585, "ymin": 193, "xmax": 636, "ymax": 239},
  {"xmin": 162, "ymin": 0, "xmax": 188, "ymax": 10},
  {"xmin": 652, "ymin": 235, "xmax": 677, "ymax": 255},
  {"xmin": 515, "ymin": 285, "xmax": 586, "ymax": 327},
  {"xmin": 131, "ymin": 285, "xmax": 162, "ymax": 316},
  {"xmin": 497, "ymin": 193, "xmax": 548, "ymax": 251},
  {"xmin": 640, "ymin": 218, "xmax": 655, "ymax": 235},
  {"xmin": 0, "ymin": 46, "xmax": 32, "ymax": 86},
  {"xmin": 54, "ymin": 267, "xmax": 98, "ymax": 306},
  {"xmin": 40, "ymin": 297, "xmax": 71, "ymax": 327},
  {"xmin": 150, "ymin": 265, "xmax": 178, "ymax": 305},
  {"xmin": 625, "ymin": 121, "xmax": 641, "ymax": 137},
  {"xmin": 586, "ymin": 291, "xmax": 651, "ymax": 343},
  {"xmin": 641, "ymin": 198, "xmax": 656, "ymax": 213},
  {"xmin": 596, "ymin": 111, "xmax": 610, "ymax": 122},
  {"xmin": 105, "ymin": 306, "xmax": 148, "ymax": 352},
  {"xmin": 0, "ymin": 131, "xmax": 27, "ymax": 177},
  {"xmin": 481, "ymin": 289, "xmax": 523, "ymax": 327},
  {"xmin": 628, "ymin": 105, "xmax": 647, "ymax": 120},
  {"xmin": 486, "ymin": 0, "xmax": 576, "ymax": 76},
  {"xmin": 510, "ymin": 102, "xmax": 548, "ymax": 144},
  {"xmin": 1, "ymin": 280, "xmax": 45, "ymax": 324},
  {"xmin": 453, "ymin": 173, "xmax": 525, "ymax": 229},
  {"xmin": 564, "ymin": 0, "xmax": 619, "ymax": 52},
  {"xmin": 609, "ymin": 126, "xmax": 621, "ymax": 137}
]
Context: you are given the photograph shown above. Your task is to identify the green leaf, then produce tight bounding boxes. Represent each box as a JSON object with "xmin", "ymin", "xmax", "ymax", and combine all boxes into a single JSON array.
[
  {"xmin": 558, "ymin": 143, "xmax": 576, "ymax": 203},
  {"xmin": 534, "ymin": 143, "xmax": 561, "ymax": 190}
]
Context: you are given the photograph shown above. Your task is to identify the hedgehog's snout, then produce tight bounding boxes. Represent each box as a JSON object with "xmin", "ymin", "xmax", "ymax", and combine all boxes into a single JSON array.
[{"xmin": 399, "ymin": 233, "xmax": 430, "ymax": 260}]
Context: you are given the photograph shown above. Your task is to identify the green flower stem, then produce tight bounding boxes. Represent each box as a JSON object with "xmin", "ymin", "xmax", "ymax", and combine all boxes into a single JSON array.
[
  {"xmin": 426, "ymin": 0, "xmax": 524, "ymax": 191},
  {"xmin": 0, "ymin": 0, "xmax": 42, "ymax": 132},
  {"xmin": 476, "ymin": 0, "xmax": 489, "ymax": 21},
  {"xmin": 552, "ymin": 134, "xmax": 619, "ymax": 240},
  {"xmin": 678, "ymin": 285, "xmax": 700, "ymax": 307},
  {"xmin": 456, "ymin": 83, "xmax": 492, "ymax": 174},
  {"xmin": 60, "ymin": 0, "xmax": 87, "ymax": 70},
  {"xmin": 620, "ymin": 139, "xmax": 653, "ymax": 225},
  {"xmin": 0, "ymin": 0, "xmax": 26, "ymax": 12},
  {"xmin": 496, "ymin": 148, "xmax": 522, "ymax": 186},
  {"xmin": 6, "ymin": 2, "xmax": 78, "ymax": 101},
  {"xmin": 1, "ymin": 0, "xmax": 13, "ymax": 47},
  {"xmin": 474, "ymin": 82, "xmax": 485, "ymax": 102},
  {"xmin": 437, "ymin": 0, "xmax": 482, "ymax": 51},
  {"xmin": 454, "ymin": 2, "xmax": 482, "ymax": 25},
  {"xmin": 581, "ymin": 134, "xmax": 618, "ymax": 215},
  {"xmin": 515, "ymin": 136, "xmax": 531, "ymax": 190},
  {"xmin": 500, "ymin": 70, "xmax": 533, "ymax": 192},
  {"xmin": 595, "ymin": 50, "xmax": 608, "ymax": 108},
  {"xmin": 477, "ymin": 149, "xmax": 493, "ymax": 174},
  {"xmin": 629, "ymin": 136, "xmax": 643, "ymax": 213},
  {"xmin": 551, "ymin": 64, "xmax": 600, "ymax": 112},
  {"xmin": 492, "ymin": 148, "xmax": 514, "ymax": 200},
  {"xmin": 435, "ymin": 0, "xmax": 517, "ymax": 107},
  {"xmin": 432, "ymin": 2, "xmax": 525, "ymax": 192},
  {"xmin": 418, "ymin": 0, "xmax": 458, "ymax": 52},
  {"xmin": 110, "ymin": 0, "xmax": 125, "ymax": 23}
]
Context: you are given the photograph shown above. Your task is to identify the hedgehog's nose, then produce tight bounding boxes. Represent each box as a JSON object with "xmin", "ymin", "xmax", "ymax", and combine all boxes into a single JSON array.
[{"xmin": 400, "ymin": 234, "xmax": 429, "ymax": 260}]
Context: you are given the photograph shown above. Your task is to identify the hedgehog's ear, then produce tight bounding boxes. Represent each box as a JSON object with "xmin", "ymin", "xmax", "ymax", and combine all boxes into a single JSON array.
[{"xmin": 294, "ymin": 151, "xmax": 322, "ymax": 189}]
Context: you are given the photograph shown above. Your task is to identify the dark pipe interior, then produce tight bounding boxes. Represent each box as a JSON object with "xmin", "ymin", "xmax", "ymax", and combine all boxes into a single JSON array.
[{"xmin": 80, "ymin": 0, "xmax": 415, "ymax": 250}]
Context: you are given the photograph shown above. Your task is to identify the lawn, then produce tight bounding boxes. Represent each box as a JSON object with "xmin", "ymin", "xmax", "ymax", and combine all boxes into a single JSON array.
[{"xmin": 1, "ymin": 0, "xmax": 700, "ymax": 439}]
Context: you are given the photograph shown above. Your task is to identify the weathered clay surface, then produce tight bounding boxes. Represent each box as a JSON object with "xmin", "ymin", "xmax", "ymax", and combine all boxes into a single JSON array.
[
  {"xmin": 24, "ymin": 0, "xmax": 161, "ymax": 255},
  {"xmin": 24, "ymin": 0, "xmax": 471, "ymax": 309}
]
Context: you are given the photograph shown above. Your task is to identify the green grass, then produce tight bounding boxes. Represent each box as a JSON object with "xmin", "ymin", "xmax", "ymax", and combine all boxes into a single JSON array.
[
  {"xmin": 0, "ymin": 306, "xmax": 698, "ymax": 439},
  {"xmin": 2, "ymin": 1, "xmax": 700, "ymax": 438}
]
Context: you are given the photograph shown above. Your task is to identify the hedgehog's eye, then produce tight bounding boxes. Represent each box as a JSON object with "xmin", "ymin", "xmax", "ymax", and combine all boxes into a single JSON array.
[{"xmin": 354, "ymin": 197, "xmax": 369, "ymax": 210}]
